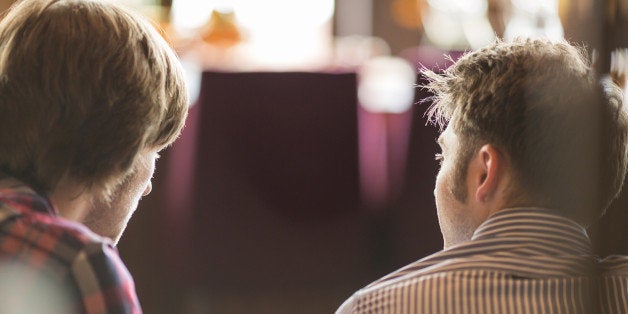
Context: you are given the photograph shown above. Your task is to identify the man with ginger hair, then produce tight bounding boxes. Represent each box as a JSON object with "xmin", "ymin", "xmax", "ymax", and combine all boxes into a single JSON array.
[
  {"xmin": 337, "ymin": 39, "xmax": 628, "ymax": 313},
  {"xmin": 0, "ymin": 0, "xmax": 187, "ymax": 312}
]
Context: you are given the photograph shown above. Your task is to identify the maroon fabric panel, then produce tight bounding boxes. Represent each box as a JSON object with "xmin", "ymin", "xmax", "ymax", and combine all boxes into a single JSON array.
[
  {"xmin": 194, "ymin": 71, "xmax": 360, "ymax": 221},
  {"xmin": 187, "ymin": 71, "xmax": 369, "ymax": 289}
]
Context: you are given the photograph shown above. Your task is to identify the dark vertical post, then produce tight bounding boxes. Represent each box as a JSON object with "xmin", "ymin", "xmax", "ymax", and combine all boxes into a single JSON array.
[{"xmin": 594, "ymin": 0, "xmax": 613, "ymax": 75}]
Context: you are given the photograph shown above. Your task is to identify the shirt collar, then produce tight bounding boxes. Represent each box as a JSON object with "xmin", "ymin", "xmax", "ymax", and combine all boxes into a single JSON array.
[
  {"xmin": 0, "ymin": 174, "xmax": 57, "ymax": 216},
  {"xmin": 471, "ymin": 207, "xmax": 592, "ymax": 254}
]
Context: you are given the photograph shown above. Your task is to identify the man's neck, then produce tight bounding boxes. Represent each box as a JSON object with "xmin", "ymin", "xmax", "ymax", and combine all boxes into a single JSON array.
[{"xmin": 48, "ymin": 181, "xmax": 93, "ymax": 224}]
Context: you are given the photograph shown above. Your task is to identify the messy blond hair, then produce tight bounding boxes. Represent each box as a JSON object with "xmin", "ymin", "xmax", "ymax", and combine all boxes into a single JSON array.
[
  {"xmin": 0, "ymin": 0, "xmax": 188, "ymax": 199},
  {"xmin": 424, "ymin": 38, "xmax": 628, "ymax": 226}
]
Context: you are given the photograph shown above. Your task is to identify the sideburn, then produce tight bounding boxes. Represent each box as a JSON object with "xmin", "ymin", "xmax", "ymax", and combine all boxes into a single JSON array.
[{"xmin": 451, "ymin": 135, "xmax": 480, "ymax": 203}]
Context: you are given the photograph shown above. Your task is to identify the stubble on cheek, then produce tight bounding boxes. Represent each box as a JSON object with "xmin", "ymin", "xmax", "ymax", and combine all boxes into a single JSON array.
[
  {"xmin": 434, "ymin": 167, "xmax": 476, "ymax": 249},
  {"xmin": 81, "ymin": 169, "xmax": 145, "ymax": 244}
]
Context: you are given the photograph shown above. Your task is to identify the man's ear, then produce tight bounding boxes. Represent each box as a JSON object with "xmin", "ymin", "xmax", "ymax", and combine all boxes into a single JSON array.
[{"xmin": 470, "ymin": 144, "xmax": 504, "ymax": 203}]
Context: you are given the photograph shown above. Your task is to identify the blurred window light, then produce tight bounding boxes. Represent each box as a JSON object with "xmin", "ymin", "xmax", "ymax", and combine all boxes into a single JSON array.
[
  {"xmin": 462, "ymin": 16, "xmax": 496, "ymax": 49},
  {"xmin": 611, "ymin": 48, "xmax": 628, "ymax": 108},
  {"xmin": 171, "ymin": 0, "xmax": 335, "ymax": 35},
  {"xmin": 234, "ymin": 0, "xmax": 334, "ymax": 31},
  {"xmin": 423, "ymin": 0, "xmax": 495, "ymax": 50},
  {"xmin": 334, "ymin": 35, "xmax": 390, "ymax": 68},
  {"xmin": 512, "ymin": 0, "xmax": 558, "ymax": 15},
  {"xmin": 233, "ymin": 0, "xmax": 335, "ymax": 69},
  {"xmin": 504, "ymin": 0, "xmax": 564, "ymax": 41},
  {"xmin": 171, "ymin": 0, "xmax": 223, "ymax": 35},
  {"xmin": 427, "ymin": 0, "xmax": 487, "ymax": 15},
  {"xmin": 171, "ymin": 0, "xmax": 335, "ymax": 69},
  {"xmin": 358, "ymin": 57, "xmax": 417, "ymax": 114},
  {"xmin": 423, "ymin": 9, "xmax": 467, "ymax": 49}
]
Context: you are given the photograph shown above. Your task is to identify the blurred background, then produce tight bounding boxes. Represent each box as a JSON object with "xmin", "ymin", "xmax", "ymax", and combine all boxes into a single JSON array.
[{"xmin": 2, "ymin": 0, "xmax": 628, "ymax": 313}]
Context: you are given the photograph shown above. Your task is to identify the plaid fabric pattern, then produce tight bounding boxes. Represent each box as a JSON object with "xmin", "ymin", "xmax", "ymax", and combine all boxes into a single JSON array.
[{"xmin": 0, "ymin": 176, "xmax": 141, "ymax": 314}]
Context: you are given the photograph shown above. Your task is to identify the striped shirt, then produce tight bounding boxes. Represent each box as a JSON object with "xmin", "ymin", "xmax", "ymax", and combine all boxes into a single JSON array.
[
  {"xmin": 0, "ymin": 176, "xmax": 142, "ymax": 313},
  {"xmin": 336, "ymin": 207, "xmax": 628, "ymax": 313}
]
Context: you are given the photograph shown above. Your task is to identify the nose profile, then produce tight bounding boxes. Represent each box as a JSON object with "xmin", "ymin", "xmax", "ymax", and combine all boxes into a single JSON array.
[{"xmin": 142, "ymin": 182, "xmax": 152, "ymax": 196}]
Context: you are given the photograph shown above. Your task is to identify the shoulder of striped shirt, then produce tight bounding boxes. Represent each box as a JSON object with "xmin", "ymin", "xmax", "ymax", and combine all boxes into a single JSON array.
[
  {"xmin": 599, "ymin": 255, "xmax": 628, "ymax": 275},
  {"xmin": 370, "ymin": 242, "xmax": 595, "ymax": 286},
  {"xmin": 364, "ymin": 265, "xmax": 595, "ymax": 293},
  {"xmin": 349, "ymin": 256, "xmax": 626, "ymax": 310},
  {"xmin": 346, "ymin": 269, "xmax": 602, "ymax": 314},
  {"xmin": 350, "ymin": 268, "xmax": 598, "ymax": 313}
]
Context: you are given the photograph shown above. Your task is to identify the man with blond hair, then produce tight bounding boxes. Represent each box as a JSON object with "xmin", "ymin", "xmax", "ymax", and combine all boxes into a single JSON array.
[
  {"xmin": 0, "ymin": 0, "xmax": 187, "ymax": 312},
  {"xmin": 338, "ymin": 39, "xmax": 628, "ymax": 313}
]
